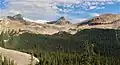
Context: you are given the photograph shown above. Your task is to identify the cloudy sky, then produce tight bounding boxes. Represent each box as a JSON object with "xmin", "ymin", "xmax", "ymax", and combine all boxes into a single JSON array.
[{"xmin": 0, "ymin": 0, "xmax": 120, "ymax": 23}]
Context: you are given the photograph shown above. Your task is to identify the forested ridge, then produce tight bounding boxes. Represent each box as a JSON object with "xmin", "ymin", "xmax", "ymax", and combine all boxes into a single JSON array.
[{"xmin": 0, "ymin": 28, "xmax": 120, "ymax": 65}]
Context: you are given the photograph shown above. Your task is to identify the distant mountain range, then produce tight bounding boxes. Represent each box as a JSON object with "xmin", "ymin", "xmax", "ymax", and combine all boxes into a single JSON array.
[{"xmin": 0, "ymin": 13, "xmax": 120, "ymax": 35}]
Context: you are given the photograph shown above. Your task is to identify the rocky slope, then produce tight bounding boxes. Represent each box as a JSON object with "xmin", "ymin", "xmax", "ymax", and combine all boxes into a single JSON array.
[
  {"xmin": 0, "ymin": 14, "xmax": 120, "ymax": 35},
  {"xmin": 77, "ymin": 14, "xmax": 120, "ymax": 29},
  {"xmin": 88, "ymin": 14, "xmax": 120, "ymax": 25},
  {"xmin": 0, "ymin": 15, "xmax": 77, "ymax": 35},
  {"xmin": 47, "ymin": 16, "xmax": 71, "ymax": 25},
  {"xmin": 78, "ymin": 14, "xmax": 120, "ymax": 25},
  {"xmin": 0, "ymin": 47, "xmax": 39, "ymax": 65}
]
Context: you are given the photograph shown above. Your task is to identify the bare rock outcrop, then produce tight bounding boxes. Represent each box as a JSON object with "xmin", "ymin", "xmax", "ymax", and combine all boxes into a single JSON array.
[
  {"xmin": 77, "ymin": 14, "xmax": 120, "ymax": 26},
  {"xmin": 47, "ymin": 16, "xmax": 71, "ymax": 25},
  {"xmin": 0, "ymin": 47, "xmax": 39, "ymax": 65}
]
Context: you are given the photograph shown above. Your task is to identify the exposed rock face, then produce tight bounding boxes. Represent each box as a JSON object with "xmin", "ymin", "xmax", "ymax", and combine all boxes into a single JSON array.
[
  {"xmin": 7, "ymin": 16, "xmax": 14, "ymax": 20},
  {"xmin": 88, "ymin": 14, "xmax": 120, "ymax": 25},
  {"xmin": 13, "ymin": 14, "xmax": 24, "ymax": 21},
  {"xmin": 7, "ymin": 14, "xmax": 27, "ymax": 25},
  {"xmin": 47, "ymin": 16, "xmax": 71, "ymax": 25},
  {"xmin": 0, "ymin": 20, "xmax": 2, "ymax": 22},
  {"xmin": 113, "ymin": 19, "xmax": 120, "ymax": 28},
  {"xmin": 56, "ymin": 17, "xmax": 71, "ymax": 25},
  {"xmin": 7, "ymin": 14, "xmax": 24, "ymax": 21},
  {"xmin": 1, "ymin": 13, "xmax": 120, "ymax": 35},
  {"xmin": 47, "ymin": 21, "xmax": 56, "ymax": 24},
  {"xmin": 0, "ymin": 47, "xmax": 39, "ymax": 65},
  {"xmin": 77, "ymin": 14, "xmax": 120, "ymax": 26},
  {"xmin": 53, "ymin": 31, "xmax": 71, "ymax": 36},
  {"xmin": 0, "ymin": 17, "xmax": 77, "ymax": 35}
]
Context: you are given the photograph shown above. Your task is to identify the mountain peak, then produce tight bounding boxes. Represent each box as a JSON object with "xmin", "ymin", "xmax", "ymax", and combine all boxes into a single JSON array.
[
  {"xmin": 56, "ymin": 16, "xmax": 71, "ymax": 25},
  {"xmin": 47, "ymin": 16, "xmax": 71, "ymax": 25},
  {"xmin": 7, "ymin": 14, "xmax": 24, "ymax": 21},
  {"xmin": 13, "ymin": 14, "xmax": 24, "ymax": 20},
  {"xmin": 6, "ymin": 14, "xmax": 27, "ymax": 25},
  {"xmin": 57, "ymin": 16, "xmax": 65, "ymax": 20}
]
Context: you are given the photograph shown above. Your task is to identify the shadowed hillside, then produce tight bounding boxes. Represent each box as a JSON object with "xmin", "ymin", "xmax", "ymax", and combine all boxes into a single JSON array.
[
  {"xmin": 0, "ymin": 28, "xmax": 120, "ymax": 65},
  {"xmin": 0, "ymin": 28, "xmax": 119, "ymax": 56}
]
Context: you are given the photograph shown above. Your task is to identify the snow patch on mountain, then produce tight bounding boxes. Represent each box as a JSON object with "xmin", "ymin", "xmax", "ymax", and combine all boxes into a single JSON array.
[{"xmin": 23, "ymin": 17, "xmax": 50, "ymax": 24}]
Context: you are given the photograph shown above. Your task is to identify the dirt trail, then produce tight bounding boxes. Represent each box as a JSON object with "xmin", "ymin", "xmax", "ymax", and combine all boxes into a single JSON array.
[{"xmin": 0, "ymin": 47, "xmax": 39, "ymax": 65}]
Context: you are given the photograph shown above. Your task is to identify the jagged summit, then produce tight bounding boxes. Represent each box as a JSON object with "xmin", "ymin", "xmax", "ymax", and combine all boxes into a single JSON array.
[
  {"xmin": 6, "ymin": 14, "xmax": 27, "ymax": 25},
  {"xmin": 56, "ymin": 16, "xmax": 71, "ymax": 25},
  {"xmin": 57, "ymin": 16, "xmax": 65, "ymax": 21},
  {"xmin": 0, "ymin": 15, "xmax": 77, "ymax": 35},
  {"xmin": 47, "ymin": 16, "xmax": 71, "ymax": 25},
  {"xmin": 13, "ymin": 14, "xmax": 24, "ymax": 21},
  {"xmin": 0, "ymin": 13, "xmax": 120, "ymax": 35},
  {"xmin": 7, "ymin": 14, "xmax": 24, "ymax": 21}
]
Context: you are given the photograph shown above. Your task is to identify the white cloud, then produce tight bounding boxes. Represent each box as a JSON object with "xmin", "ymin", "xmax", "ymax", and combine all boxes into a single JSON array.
[
  {"xmin": 0, "ymin": 0, "xmax": 118, "ymax": 21},
  {"xmin": 96, "ymin": 7, "xmax": 105, "ymax": 9},
  {"xmin": 0, "ymin": 0, "xmax": 58, "ymax": 20},
  {"xmin": 89, "ymin": 13, "xmax": 100, "ymax": 17},
  {"xmin": 89, "ymin": 6, "xmax": 97, "ymax": 9},
  {"xmin": 71, "ymin": 18, "xmax": 87, "ymax": 23},
  {"xmin": 9, "ymin": 9, "xmax": 21, "ymax": 14}
]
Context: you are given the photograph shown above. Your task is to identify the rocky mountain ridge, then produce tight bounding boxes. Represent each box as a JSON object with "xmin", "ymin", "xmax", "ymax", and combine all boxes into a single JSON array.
[
  {"xmin": 0, "ymin": 13, "xmax": 120, "ymax": 35},
  {"xmin": 78, "ymin": 14, "xmax": 120, "ymax": 26},
  {"xmin": 0, "ymin": 15, "xmax": 77, "ymax": 35},
  {"xmin": 47, "ymin": 16, "xmax": 71, "ymax": 25}
]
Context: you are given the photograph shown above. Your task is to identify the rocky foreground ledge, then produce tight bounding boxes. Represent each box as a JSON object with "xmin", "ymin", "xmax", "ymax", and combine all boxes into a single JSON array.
[{"xmin": 0, "ymin": 47, "xmax": 39, "ymax": 65}]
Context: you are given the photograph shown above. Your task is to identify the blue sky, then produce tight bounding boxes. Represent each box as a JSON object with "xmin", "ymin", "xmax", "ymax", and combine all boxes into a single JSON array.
[
  {"xmin": 0, "ymin": 0, "xmax": 8, "ymax": 9},
  {"xmin": 56, "ymin": 1, "xmax": 120, "ymax": 20},
  {"xmin": 0, "ymin": 0, "xmax": 120, "ymax": 23}
]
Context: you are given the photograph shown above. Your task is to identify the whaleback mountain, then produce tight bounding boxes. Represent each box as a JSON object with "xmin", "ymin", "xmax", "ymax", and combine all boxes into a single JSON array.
[{"xmin": 77, "ymin": 14, "xmax": 120, "ymax": 27}]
